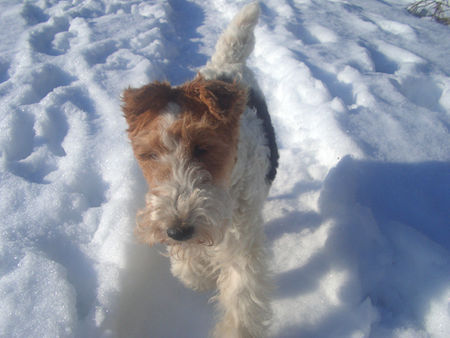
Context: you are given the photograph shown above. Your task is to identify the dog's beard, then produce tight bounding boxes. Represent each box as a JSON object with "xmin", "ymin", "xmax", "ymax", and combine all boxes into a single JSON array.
[{"xmin": 135, "ymin": 158, "xmax": 232, "ymax": 250}]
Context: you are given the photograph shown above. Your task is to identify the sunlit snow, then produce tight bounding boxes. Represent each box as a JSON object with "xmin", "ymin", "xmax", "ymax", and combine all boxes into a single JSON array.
[{"xmin": 0, "ymin": 0, "xmax": 449, "ymax": 337}]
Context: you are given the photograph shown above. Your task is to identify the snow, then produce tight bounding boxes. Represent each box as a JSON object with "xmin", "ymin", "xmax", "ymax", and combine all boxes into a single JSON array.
[{"xmin": 0, "ymin": 0, "xmax": 449, "ymax": 337}]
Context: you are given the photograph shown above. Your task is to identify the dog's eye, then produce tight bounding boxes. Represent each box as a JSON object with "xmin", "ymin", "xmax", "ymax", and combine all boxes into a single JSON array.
[
  {"xmin": 193, "ymin": 145, "xmax": 208, "ymax": 158},
  {"xmin": 139, "ymin": 152, "xmax": 158, "ymax": 161}
]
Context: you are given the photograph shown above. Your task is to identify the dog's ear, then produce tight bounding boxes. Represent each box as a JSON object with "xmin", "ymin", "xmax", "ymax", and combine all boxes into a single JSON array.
[
  {"xmin": 121, "ymin": 81, "xmax": 176, "ymax": 135},
  {"xmin": 121, "ymin": 81, "xmax": 174, "ymax": 120},
  {"xmin": 182, "ymin": 77, "xmax": 248, "ymax": 122}
]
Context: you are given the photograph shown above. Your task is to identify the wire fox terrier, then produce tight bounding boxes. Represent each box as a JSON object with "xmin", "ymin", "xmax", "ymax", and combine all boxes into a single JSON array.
[{"xmin": 122, "ymin": 3, "xmax": 278, "ymax": 337}]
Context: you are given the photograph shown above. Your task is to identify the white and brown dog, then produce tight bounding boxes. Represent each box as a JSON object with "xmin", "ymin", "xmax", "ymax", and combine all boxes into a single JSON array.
[{"xmin": 122, "ymin": 2, "xmax": 278, "ymax": 337}]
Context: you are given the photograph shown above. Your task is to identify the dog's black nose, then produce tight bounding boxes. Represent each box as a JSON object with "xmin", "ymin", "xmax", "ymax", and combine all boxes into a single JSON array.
[{"xmin": 167, "ymin": 226, "xmax": 195, "ymax": 241}]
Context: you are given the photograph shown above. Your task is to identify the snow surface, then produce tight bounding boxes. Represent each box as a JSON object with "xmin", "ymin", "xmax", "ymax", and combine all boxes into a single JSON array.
[{"xmin": 0, "ymin": 0, "xmax": 449, "ymax": 337}]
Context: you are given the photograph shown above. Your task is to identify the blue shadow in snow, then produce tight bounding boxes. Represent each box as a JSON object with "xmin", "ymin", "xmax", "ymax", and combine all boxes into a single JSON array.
[
  {"xmin": 274, "ymin": 156, "xmax": 450, "ymax": 337},
  {"xmin": 165, "ymin": 0, "xmax": 208, "ymax": 85},
  {"xmin": 321, "ymin": 156, "xmax": 450, "ymax": 250}
]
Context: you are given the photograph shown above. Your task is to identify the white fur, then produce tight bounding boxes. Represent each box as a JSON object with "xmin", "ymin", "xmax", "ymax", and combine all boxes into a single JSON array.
[{"xmin": 145, "ymin": 3, "xmax": 274, "ymax": 337}]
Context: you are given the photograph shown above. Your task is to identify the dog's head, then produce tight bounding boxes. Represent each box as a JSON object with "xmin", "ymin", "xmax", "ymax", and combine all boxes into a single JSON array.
[{"xmin": 122, "ymin": 77, "xmax": 247, "ymax": 247}]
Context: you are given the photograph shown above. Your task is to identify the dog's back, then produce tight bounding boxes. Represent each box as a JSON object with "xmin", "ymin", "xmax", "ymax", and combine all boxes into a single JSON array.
[{"xmin": 200, "ymin": 2, "xmax": 279, "ymax": 186}]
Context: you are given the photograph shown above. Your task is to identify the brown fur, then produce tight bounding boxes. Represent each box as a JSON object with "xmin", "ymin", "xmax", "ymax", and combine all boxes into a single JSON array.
[{"xmin": 122, "ymin": 76, "xmax": 248, "ymax": 187}]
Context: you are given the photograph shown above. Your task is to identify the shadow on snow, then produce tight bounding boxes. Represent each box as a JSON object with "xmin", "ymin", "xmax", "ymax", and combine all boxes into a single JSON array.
[{"xmin": 270, "ymin": 156, "xmax": 450, "ymax": 337}]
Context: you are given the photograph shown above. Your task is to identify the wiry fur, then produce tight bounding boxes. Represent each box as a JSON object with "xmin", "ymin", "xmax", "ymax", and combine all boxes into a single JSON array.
[{"xmin": 122, "ymin": 2, "xmax": 276, "ymax": 337}]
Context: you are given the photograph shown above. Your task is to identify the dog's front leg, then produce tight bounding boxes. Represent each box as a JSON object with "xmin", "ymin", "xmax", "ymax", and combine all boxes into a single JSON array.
[
  {"xmin": 170, "ymin": 250, "xmax": 218, "ymax": 292},
  {"xmin": 213, "ymin": 239, "xmax": 272, "ymax": 338}
]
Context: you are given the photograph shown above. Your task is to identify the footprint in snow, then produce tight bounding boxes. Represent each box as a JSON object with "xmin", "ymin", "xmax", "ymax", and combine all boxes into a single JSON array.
[
  {"xmin": 359, "ymin": 41, "xmax": 399, "ymax": 75},
  {"xmin": 0, "ymin": 108, "xmax": 35, "ymax": 162},
  {"xmin": 27, "ymin": 16, "xmax": 70, "ymax": 55},
  {"xmin": 20, "ymin": 2, "xmax": 49, "ymax": 26},
  {"xmin": 0, "ymin": 108, "xmax": 57, "ymax": 184},
  {"xmin": 364, "ymin": 40, "xmax": 426, "ymax": 75},
  {"xmin": 82, "ymin": 40, "xmax": 120, "ymax": 66},
  {"xmin": 35, "ymin": 85, "xmax": 96, "ymax": 157},
  {"xmin": 20, "ymin": 63, "xmax": 75, "ymax": 105},
  {"xmin": 391, "ymin": 76, "xmax": 446, "ymax": 113}
]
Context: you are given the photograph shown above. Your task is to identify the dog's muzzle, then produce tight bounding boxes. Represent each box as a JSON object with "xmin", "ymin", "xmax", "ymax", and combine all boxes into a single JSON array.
[{"xmin": 167, "ymin": 225, "xmax": 195, "ymax": 241}]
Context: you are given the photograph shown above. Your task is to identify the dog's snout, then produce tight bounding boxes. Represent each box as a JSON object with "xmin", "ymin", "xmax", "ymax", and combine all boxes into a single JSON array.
[{"xmin": 167, "ymin": 225, "xmax": 195, "ymax": 241}]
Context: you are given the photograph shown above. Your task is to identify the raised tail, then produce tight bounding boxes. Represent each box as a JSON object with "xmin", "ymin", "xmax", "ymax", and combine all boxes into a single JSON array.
[{"xmin": 200, "ymin": 2, "xmax": 260, "ymax": 78}]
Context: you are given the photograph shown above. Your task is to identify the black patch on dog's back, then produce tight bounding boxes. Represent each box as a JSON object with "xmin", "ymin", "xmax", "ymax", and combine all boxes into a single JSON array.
[
  {"xmin": 248, "ymin": 88, "xmax": 279, "ymax": 184},
  {"xmin": 216, "ymin": 75, "xmax": 279, "ymax": 183}
]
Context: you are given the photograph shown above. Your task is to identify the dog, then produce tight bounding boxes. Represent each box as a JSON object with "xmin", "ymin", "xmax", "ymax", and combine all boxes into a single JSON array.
[{"xmin": 122, "ymin": 2, "xmax": 278, "ymax": 337}]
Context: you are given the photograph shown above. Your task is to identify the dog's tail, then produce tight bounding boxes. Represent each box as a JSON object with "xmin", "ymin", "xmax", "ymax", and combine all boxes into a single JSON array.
[{"xmin": 204, "ymin": 2, "xmax": 260, "ymax": 73}]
